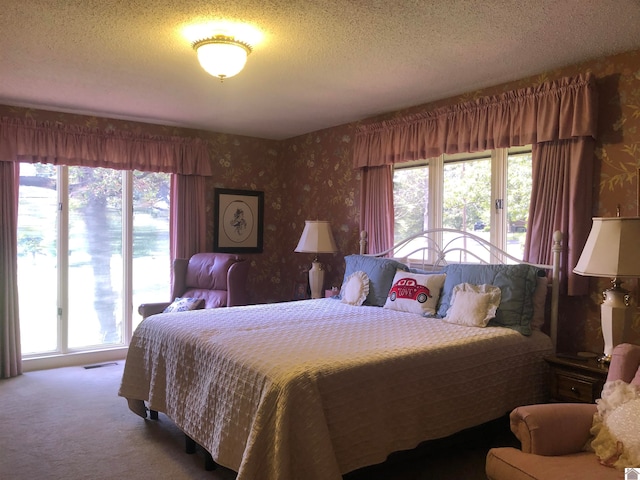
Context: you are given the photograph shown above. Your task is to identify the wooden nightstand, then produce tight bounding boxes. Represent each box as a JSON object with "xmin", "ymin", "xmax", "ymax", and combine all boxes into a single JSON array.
[{"xmin": 545, "ymin": 354, "xmax": 609, "ymax": 403}]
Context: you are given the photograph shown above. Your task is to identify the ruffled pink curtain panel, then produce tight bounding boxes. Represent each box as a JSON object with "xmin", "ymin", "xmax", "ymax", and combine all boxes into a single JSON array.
[
  {"xmin": 354, "ymin": 73, "xmax": 597, "ymax": 295},
  {"xmin": 0, "ymin": 117, "xmax": 212, "ymax": 175},
  {"xmin": 0, "ymin": 116, "xmax": 212, "ymax": 377},
  {"xmin": 353, "ymin": 74, "xmax": 597, "ymax": 167}
]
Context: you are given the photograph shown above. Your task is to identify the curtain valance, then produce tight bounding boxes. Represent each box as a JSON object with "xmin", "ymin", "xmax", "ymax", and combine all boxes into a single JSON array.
[
  {"xmin": 0, "ymin": 117, "xmax": 212, "ymax": 175},
  {"xmin": 353, "ymin": 73, "xmax": 597, "ymax": 168}
]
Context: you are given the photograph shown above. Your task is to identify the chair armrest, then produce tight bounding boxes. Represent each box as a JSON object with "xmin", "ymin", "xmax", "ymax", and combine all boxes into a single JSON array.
[
  {"xmin": 171, "ymin": 258, "xmax": 189, "ymax": 300},
  {"xmin": 227, "ymin": 259, "xmax": 250, "ymax": 306},
  {"xmin": 510, "ymin": 403, "xmax": 597, "ymax": 456},
  {"xmin": 138, "ymin": 302, "xmax": 170, "ymax": 319},
  {"xmin": 609, "ymin": 343, "xmax": 640, "ymax": 383}
]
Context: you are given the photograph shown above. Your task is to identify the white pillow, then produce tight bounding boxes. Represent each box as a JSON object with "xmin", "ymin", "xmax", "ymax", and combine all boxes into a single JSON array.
[
  {"xmin": 443, "ymin": 283, "xmax": 501, "ymax": 327},
  {"xmin": 383, "ymin": 270, "xmax": 446, "ymax": 315},
  {"xmin": 163, "ymin": 297, "xmax": 204, "ymax": 313},
  {"xmin": 340, "ymin": 271, "xmax": 370, "ymax": 306},
  {"xmin": 591, "ymin": 380, "xmax": 640, "ymax": 469}
]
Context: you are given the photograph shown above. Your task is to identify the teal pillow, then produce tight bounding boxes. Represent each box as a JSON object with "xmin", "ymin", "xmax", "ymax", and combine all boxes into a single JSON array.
[
  {"xmin": 342, "ymin": 255, "xmax": 409, "ymax": 307},
  {"xmin": 436, "ymin": 264, "xmax": 540, "ymax": 335}
]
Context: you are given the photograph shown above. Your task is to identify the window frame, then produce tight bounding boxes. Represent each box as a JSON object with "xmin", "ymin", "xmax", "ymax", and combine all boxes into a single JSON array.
[
  {"xmin": 18, "ymin": 165, "xmax": 170, "ymax": 368},
  {"xmin": 393, "ymin": 145, "xmax": 532, "ymax": 258}
]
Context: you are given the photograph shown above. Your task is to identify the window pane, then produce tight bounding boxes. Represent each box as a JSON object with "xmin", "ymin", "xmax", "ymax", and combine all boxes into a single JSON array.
[
  {"xmin": 443, "ymin": 158, "xmax": 491, "ymax": 262},
  {"xmin": 68, "ymin": 166, "xmax": 123, "ymax": 347},
  {"xmin": 393, "ymin": 166, "xmax": 428, "ymax": 244},
  {"xmin": 506, "ymin": 152, "xmax": 532, "ymax": 260},
  {"xmin": 18, "ymin": 164, "xmax": 58, "ymax": 354},
  {"xmin": 132, "ymin": 171, "xmax": 170, "ymax": 331},
  {"xmin": 443, "ymin": 158, "xmax": 491, "ymax": 232}
]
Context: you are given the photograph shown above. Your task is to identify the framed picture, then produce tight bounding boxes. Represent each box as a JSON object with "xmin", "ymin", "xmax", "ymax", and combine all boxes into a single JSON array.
[
  {"xmin": 293, "ymin": 280, "xmax": 309, "ymax": 300},
  {"xmin": 214, "ymin": 188, "xmax": 264, "ymax": 253}
]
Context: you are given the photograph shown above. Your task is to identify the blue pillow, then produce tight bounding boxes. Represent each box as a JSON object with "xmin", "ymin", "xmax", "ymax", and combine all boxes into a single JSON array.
[
  {"xmin": 342, "ymin": 255, "xmax": 409, "ymax": 307},
  {"xmin": 436, "ymin": 264, "xmax": 539, "ymax": 335}
]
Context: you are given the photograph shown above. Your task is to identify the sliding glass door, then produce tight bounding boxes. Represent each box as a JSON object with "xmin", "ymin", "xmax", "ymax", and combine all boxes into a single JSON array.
[
  {"xmin": 131, "ymin": 171, "xmax": 171, "ymax": 332},
  {"xmin": 17, "ymin": 163, "xmax": 58, "ymax": 354},
  {"xmin": 17, "ymin": 164, "xmax": 170, "ymax": 357}
]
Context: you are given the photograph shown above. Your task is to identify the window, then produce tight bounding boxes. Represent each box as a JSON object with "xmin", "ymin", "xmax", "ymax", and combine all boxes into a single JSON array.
[
  {"xmin": 17, "ymin": 164, "xmax": 169, "ymax": 357},
  {"xmin": 393, "ymin": 147, "xmax": 532, "ymax": 261}
]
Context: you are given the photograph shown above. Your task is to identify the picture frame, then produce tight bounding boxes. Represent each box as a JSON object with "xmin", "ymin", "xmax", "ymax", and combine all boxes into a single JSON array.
[
  {"xmin": 214, "ymin": 188, "xmax": 264, "ymax": 253},
  {"xmin": 293, "ymin": 280, "xmax": 309, "ymax": 300}
]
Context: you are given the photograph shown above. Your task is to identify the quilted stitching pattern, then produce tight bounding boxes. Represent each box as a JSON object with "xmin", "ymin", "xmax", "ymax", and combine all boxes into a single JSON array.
[{"xmin": 120, "ymin": 299, "xmax": 553, "ymax": 480}]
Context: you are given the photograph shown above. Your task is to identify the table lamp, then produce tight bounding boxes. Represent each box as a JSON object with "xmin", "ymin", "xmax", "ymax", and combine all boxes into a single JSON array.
[
  {"xmin": 295, "ymin": 220, "xmax": 338, "ymax": 299},
  {"xmin": 573, "ymin": 217, "xmax": 640, "ymax": 362}
]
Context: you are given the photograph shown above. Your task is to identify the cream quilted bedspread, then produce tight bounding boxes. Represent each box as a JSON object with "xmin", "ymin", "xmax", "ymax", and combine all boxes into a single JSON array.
[{"xmin": 119, "ymin": 298, "xmax": 552, "ymax": 480}]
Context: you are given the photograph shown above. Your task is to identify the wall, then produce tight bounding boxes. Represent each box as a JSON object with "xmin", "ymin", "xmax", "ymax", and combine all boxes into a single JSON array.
[
  {"xmin": 3, "ymin": 48, "xmax": 640, "ymax": 354},
  {"xmin": 282, "ymin": 48, "xmax": 640, "ymax": 355},
  {"xmin": 0, "ymin": 105, "xmax": 287, "ymax": 304}
]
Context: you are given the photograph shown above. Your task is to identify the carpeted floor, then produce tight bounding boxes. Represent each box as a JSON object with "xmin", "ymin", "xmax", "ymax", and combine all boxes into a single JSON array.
[{"xmin": 0, "ymin": 361, "xmax": 518, "ymax": 479}]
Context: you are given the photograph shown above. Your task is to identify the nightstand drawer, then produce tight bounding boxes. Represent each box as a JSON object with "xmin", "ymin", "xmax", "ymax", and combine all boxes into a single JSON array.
[
  {"xmin": 545, "ymin": 355, "xmax": 608, "ymax": 403},
  {"xmin": 553, "ymin": 373, "xmax": 599, "ymax": 403}
]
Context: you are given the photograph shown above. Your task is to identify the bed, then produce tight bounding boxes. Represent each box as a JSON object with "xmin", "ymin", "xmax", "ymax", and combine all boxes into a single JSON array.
[{"xmin": 118, "ymin": 228, "xmax": 563, "ymax": 480}]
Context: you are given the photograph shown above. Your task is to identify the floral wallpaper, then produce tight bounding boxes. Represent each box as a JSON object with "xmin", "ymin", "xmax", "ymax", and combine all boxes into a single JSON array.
[
  {"xmin": 2, "ymin": 47, "xmax": 640, "ymax": 355},
  {"xmin": 282, "ymin": 49, "xmax": 640, "ymax": 356}
]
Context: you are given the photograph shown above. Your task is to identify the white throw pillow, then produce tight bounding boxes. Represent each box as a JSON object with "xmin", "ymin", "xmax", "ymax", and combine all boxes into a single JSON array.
[
  {"xmin": 383, "ymin": 270, "xmax": 446, "ymax": 315},
  {"xmin": 163, "ymin": 297, "xmax": 204, "ymax": 313},
  {"xmin": 340, "ymin": 271, "xmax": 370, "ymax": 306},
  {"xmin": 591, "ymin": 380, "xmax": 640, "ymax": 469},
  {"xmin": 443, "ymin": 283, "xmax": 501, "ymax": 327}
]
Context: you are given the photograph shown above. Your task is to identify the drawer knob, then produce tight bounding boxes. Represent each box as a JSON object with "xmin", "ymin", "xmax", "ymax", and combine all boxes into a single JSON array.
[{"xmin": 571, "ymin": 387, "xmax": 580, "ymax": 395}]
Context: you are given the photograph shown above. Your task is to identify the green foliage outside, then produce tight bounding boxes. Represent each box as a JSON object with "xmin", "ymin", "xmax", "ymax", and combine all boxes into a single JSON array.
[
  {"xmin": 18, "ymin": 163, "xmax": 169, "ymax": 344},
  {"xmin": 393, "ymin": 152, "xmax": 532, "ymax": 243},
  {"xmin": 19, "ymin": 165, "xmax": 169, "ymax": 260},
  {"xmin": 393, "ymin": 167, "xmax": 428, "ymax": 242}
]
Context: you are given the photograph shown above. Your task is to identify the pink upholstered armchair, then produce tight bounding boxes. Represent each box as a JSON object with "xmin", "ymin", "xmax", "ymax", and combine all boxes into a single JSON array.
[
  {"xmin": 138, "ymin": 253, "xmax": 250, "ymax": 319},
  {"xmin": 486, "ymin": 343, "xmax": 640, "ymax": 480}
]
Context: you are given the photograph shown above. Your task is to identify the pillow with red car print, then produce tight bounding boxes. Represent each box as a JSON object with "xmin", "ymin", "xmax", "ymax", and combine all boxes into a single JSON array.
[{"xmin": 383, "ymin": 270, "xmax": 446, "ymax": 315}]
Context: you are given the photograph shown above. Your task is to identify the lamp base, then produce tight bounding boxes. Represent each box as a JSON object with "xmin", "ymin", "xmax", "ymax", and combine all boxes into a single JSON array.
[
  {"xmin": 308, "ymin": 261, "xmax": 325, "ymax": 299},
  {"xmin": 599, "ymin": 281, "xmax": 630, "ymax": 362}
]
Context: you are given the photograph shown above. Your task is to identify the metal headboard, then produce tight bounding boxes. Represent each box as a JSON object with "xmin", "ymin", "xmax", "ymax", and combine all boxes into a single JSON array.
[{"xmin": 359, "ymin": 228, "xmax": 563, "ymax": 352}]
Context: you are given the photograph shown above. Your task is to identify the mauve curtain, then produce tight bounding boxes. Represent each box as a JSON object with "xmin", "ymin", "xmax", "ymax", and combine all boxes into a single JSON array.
[
  {"xmin": 354, "ymin": 74, "xmax": 597, "ymax": 167},
  {"xmin": 0, "ymin": 117, "xmax": 211, "ymax": 377},
  {"xmin": 353, "ymin": 73, "xmax": 597, "ymax": 293},
  {"xmin": 524, "ymin": 137, "xmax": 594, "ymax": 295},
  {"xmin": 170, "ymin": 174, "xmax": 208, "ymax": 260},
  {"xmin": 359, "ymin": 165, "xmax": 394, "ymax": 254},
  {"xmin": 0, "ymin": 161, "xmax": 21, "ymax": 378},
  {"xmin": 0, "ymin": 117, "xmax": 212, "ymax": 175}
]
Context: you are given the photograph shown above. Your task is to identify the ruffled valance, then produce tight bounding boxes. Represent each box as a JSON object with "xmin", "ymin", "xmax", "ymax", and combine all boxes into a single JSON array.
[
  {"xmin": 354, "ymin": 73, "xmax": 597, "ymax": 168},
  {"xmin": 0, "ymin": 117, "xmax": 211, "ymax": 175}
]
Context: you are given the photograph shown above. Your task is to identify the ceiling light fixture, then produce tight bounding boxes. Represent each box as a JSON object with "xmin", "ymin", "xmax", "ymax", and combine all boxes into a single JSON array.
[{"xmin": 192, "ymin": 34, "xmax": 252, "ymax": 82}]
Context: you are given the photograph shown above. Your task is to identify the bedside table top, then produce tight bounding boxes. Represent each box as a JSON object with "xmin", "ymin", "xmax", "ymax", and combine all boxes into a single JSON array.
[{"xmin": 545, "ymin": 353, "xmax": 609, "ymax": 376}]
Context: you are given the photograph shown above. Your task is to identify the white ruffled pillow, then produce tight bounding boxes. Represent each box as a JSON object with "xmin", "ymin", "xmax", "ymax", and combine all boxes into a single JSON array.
[
  {"xmin": 340, "ymin": 271, "xmax": 370, "ymax": 306},
  {"xmin": 590, "ymin": 380, "xmax": 640, "ymax": 469},
  {"xmin": 443, "ymin": 283, "xmax": 501, "ymax": 327}
]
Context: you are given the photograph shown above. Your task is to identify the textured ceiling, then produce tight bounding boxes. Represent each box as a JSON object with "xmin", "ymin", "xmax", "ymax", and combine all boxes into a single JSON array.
[{"xmin": 1, "ymin": 0, "xmax": 640, "ymax": 140}]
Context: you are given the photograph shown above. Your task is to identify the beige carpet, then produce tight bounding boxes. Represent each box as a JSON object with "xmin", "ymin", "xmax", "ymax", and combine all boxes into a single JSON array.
[
  {"xmin": 0, "ymin": 361, "xmax": 235, "ymax": 480},
  {"xmin": 0, "ymin": 361, "xmax": 516, "ymax": 479}
]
